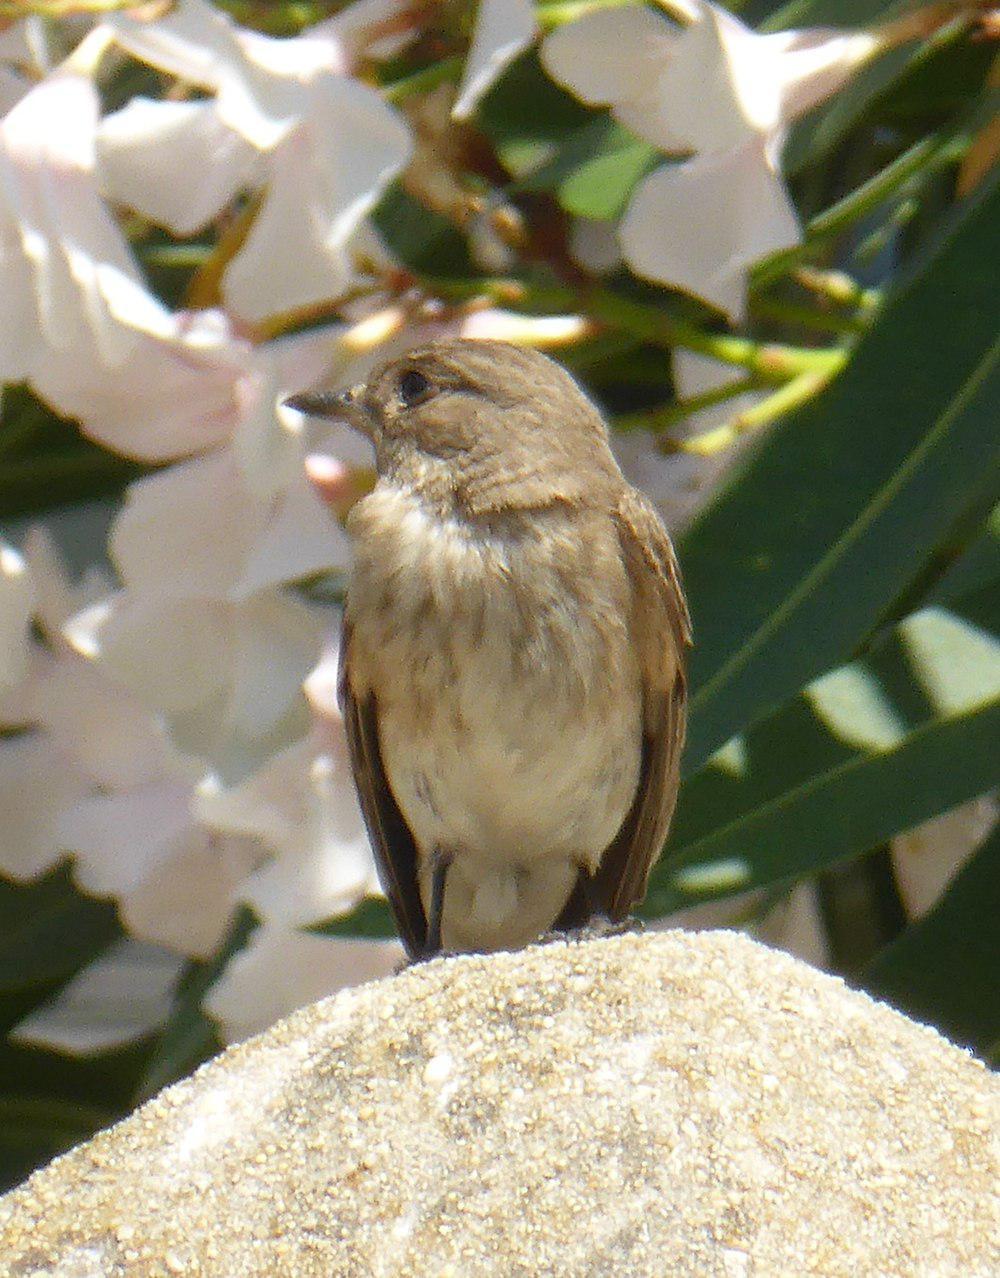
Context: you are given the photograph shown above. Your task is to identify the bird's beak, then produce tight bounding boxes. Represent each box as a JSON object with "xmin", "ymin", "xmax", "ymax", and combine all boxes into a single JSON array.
[{"xmin": 283, "ymin": 383, "xmax": 375, "ymax": 439}]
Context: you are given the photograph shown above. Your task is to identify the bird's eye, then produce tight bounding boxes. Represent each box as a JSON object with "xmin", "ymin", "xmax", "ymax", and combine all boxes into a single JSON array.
[{"xmin": 398, "ymin": 368, "xmax": 432, "ymax": 408}]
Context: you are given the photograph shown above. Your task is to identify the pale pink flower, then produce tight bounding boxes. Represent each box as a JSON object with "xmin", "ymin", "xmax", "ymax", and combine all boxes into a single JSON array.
[
  {"xmin": 11, "ymin": 939, "xmax": 186, "ymax": 1056},
  {"xmin": 0, "ymin": 71, "xmax": 252, "ymax": 459},
  {"xmin": 452, "ymin": 0, "xmax": 537, "ymax": 121},
  {"xmin": 0, "ymin": 542, "xmax": 32, "ymax": 694},
  {"xmin": 105, "ymin": 0, "xmax": 413, "ymax": 322},
  {"xmin": 612, "ymin": 349, "xmax": 764, "ymax": 532},
  {"xmin": 542, "ymin": 2, "xmax": 877, "ymax": 319},
  {"xmin": 195, "ymin": 644, "xmax": 379, "ymax": 932},
  {"xmin": 205, "ymin": 925, "xmax": 403, "ymax": 1043}
]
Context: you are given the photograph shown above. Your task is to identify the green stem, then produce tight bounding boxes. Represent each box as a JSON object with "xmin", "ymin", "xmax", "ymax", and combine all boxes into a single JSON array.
[
  {"xmin": 680, "ymin": 369, "xmax": 831, "ymax": 456},
  {"xmin": 753, "ymin": 132, "xmax": 966, "ymax": 288},
  {"xmin": 750, "ymin": 298, "xmax": 866, "ymax": 337},
  {"xmin": 141, "ymin": 244, "xmax": 214, "ymax": 270},
  {"xmin": 537, "ymin": 0, "xmax": 636, "ymax": 30},
  {"xmin": 615, "ymin": 374, "xmax": 760, "ymax": 436}
]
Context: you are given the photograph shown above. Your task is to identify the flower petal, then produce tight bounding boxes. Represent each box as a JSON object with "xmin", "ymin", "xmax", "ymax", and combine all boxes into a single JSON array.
[
  {"xmin": 33, "ymin": 272, "xmax": 249, "ymax": 463},
  {"xmin": 891, "ymin": 797, "xmax": 997, "ymax": 921},
  {"xmin": 21, "ymin": 524, "xmax": 112, "ymax": 642},
  {"xmin": 121, "ymin": 832, "xmax": 260, "ymax": 959},
  {"xmin": 765, "ymin": 27, "xmax": 878, "ymax": 122},
  {"xmin": 110, "ymin": 450, "xmax": 264, "ymax": 600},
  {"xmin": 30, "ymin": 655, "xmax": 179, "ymax": 792},
  {"xmin": 540, "ymin": 6, "xmax": 673, "ymax": 115},
  {"xmin": 205, "ymin": 925, "xmax": 403, "ymax": 1042},
  {"xmin": 97, "ymin": 97, "xmax": 258, "ymax": 235},
  {"xmin": 0, "ymin": 73, "xmax": 141, "ymax": 381},
  {"xmin": 0, "ymin": 734, "xmax": 87, "ymax": 881},
  {"xmin": 108, "ymin": 0, "xmax": 234, "ymax": 93},
  {"xmin": 82, "ymin": 595, "xmax": 234, "ymax": 717},
  {"xmin": 61, "ymin": 780, "xmax": 196, "ymax": 898},
  {"xmin": 11, "ymin": 939, "xmax": 183, "ymax": 1055},
  {"xmin": 314, "ymin": 0, "xmax": 418, "ymax": 64},
  {"xmin": 619, "ymin": 143, "xmax": 800, "ymax": 321},
  {"xmin": 223, "ymin": 78, "xmax": 411, "ymax": 322},
  {"xmin": 234, "ymin": 470, "xmax": 352, "ymax": 599},
  {"xmin": 453, "ymin": 0, "xmax": 536, "ymax": 121},
  {"xmin": 200, "ymin": 733, "xmax": 374, "ymax": 928},
  {"xmin": 0, "ymin": 542, "xmax": 32, "ymax": 693},
  {"xmin": 222, "ymin": 594, "xmax": 324, "ymax": 742}
]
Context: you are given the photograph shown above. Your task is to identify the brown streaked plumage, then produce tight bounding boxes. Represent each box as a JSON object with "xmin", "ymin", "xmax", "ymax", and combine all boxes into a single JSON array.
[{"xmin": 287, "ymin": 339, "xmax": 691, "ymax": 959}]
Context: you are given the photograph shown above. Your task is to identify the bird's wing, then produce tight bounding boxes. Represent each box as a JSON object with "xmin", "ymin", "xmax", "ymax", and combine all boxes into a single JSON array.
[
  {"xmin": 338, "ymin": 619, "xmax": 427, "ymax": 957},
  {"xmin": 591, "ymin": 487, "xmax": 691, "ymax": 918}
]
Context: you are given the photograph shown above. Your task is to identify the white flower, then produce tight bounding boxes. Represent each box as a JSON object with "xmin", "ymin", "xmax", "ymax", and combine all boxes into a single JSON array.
[
  {"xmin": 542, "ymin": 2, "xmax": 877, "ymax": 319},
  {"xmin": 97, "ymin": 97, "xmax": 260, "ymax": 236},
  {"xmin": 11, "ymin": 939, "xmax": 186, "ymax": 1055},
  {"xmin": 105, "ymin": 0, "xmax": 413, "ymax": 323},
  {"xmin": 0, "ymin": 17, "xmax": 47, "ymax": 113},
  {"xmin": 205, "ymin": 925, "xmax": 402, "ymax": 1043},
  {"xmin": 452, "ymin": 0, "xmax": 537, "ymax": 121},
  {"xmin": 0, "ymin": 732, "xmax": 88, "ymax": 882},
  {"xmin": 891, "ymin": 797, "xmax": 997, "ymax": 921},
  {"xmin": 0, "ymin": 73, "xmax": 138, "ymax": 383},
  {"xmin": 65, "ymin": 589, "xmax": 323, "ymax": 776},
  {"xmin": 222, "ymin": 76, "xmax": 411, "ymax": 321},
  {"xmin": 0, "ymin": 71, "xmax": 252, "ymax": 459},
  {"xmin": 195, "ymin": 645, "xmax": 378, "ymax": 931},
  {"xmin": 0, "ymin": 536, "xmax": 265, "ymax": 959},
  {"xmin": 0, "ymin": 542, "xmax": 32, "ymax": 694},
  {"xmin": 611, "ymin": 350, "xmax": 764, "ymax": 531}
]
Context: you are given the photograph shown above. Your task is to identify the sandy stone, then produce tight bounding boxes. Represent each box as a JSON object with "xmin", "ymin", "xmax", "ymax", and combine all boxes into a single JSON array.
[{"xmin": 0, "ymin": 930, "xmax": 996, "ymax": 1276}]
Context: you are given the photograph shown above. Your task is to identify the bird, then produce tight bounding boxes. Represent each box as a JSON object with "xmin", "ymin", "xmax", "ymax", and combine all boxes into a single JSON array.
[{"xmin": 286, "ymin": 339, "xmax": 690, "ymax": 960}]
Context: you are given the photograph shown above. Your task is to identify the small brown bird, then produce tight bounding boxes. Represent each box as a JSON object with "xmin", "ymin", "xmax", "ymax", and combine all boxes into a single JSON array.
[{"xmin": 287, "ymin": 339, "xmax": 690, "ymax": 959}]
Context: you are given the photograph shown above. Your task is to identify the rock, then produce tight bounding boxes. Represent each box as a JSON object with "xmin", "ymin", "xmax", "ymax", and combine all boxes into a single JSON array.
[{"xmin": 0, "ymin": 930, "xmax": 996, "ymax": 1276}]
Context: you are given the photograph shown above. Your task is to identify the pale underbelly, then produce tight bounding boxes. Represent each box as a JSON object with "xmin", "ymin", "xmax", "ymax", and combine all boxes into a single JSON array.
[{"xmin": 378, "ymin": 657, "xmax": 643, "ymax": 950}]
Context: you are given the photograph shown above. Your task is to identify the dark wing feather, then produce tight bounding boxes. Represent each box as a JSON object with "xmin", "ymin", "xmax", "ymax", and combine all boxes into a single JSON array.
[
  {"xmin": 590, "ymin": 488, "xmax": 691, "ymax": 919},
  {"xmin": 338, "ymin": 620, "xmax": 427, "ymax": 957}
]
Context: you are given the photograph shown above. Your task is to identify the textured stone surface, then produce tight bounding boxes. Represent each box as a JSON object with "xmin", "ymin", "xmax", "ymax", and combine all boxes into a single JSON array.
[{"xmin": 1, "ymin": 930, "xmax": 996, "ymax": 1276}]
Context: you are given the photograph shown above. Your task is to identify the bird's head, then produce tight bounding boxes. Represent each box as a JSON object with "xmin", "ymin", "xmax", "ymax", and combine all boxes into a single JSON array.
[{"xmin": 286, "ymin": 339, "xmax": 620, "ymax": 515}]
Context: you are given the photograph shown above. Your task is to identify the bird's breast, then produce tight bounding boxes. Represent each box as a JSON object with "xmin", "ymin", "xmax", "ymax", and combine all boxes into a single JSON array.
[{"xmin": 345, "ymin": 483, "xmax": 644, "ymax": 875}]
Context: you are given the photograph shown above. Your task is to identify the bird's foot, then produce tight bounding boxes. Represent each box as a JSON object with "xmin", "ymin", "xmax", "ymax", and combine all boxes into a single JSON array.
[
  {"xmin": 396, "ymin": 946, "xmax": 462, "ymax": 973},
  {"xmin": 536, "ymin": 914, "xmax": 644, "ymax": 947}
]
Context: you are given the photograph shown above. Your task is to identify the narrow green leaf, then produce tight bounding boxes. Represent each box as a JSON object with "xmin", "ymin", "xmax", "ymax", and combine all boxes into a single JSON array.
[
  {"xmin": 476, "ymin": 49, "xmax": 593, "ymax": 178},
  {"xmin": 864, "ymin": 824, "xmax": 999, "ymax": 1056},
  {"xmin": 680, "ymin": 168, "xmax": 1000, "ymax": 774},
  {"xmin": 309, "ymin": 897, "xmax": 396, "ymax": 939},
  {"xmin": 647, "ymin": 593, "xmax": 999, "ymax": 913},
  {"xmin": 0, "ymin": 1095, "xmax": 111, "ymax": 1152},
  {"xmin": 0, "ymin": 867, "xmax": 120, "ymax": 993},
  {"xmin": 512, "ymin": 114, "xmax": 658, "ymax": 220},
  {"xmin": 135, "ymin": 908, "xmax": 256, "ymax": 1102}
]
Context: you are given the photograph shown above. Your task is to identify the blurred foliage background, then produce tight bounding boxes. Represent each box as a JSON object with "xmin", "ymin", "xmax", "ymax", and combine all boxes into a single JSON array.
[{"xmin": 0, "ymin": 0, "xmax": 996, "ymax": 1191}]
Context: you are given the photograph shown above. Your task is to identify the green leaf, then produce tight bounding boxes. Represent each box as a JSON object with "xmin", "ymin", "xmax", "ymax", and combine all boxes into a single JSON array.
[
  {"xmin": 0, "ymin": 1095, "xmax": 111, "ymax": 1152},
  {"xmin": 863, "ymin": 823, "xmax": 999, "ymax": 1056},
  {"xmin": 927, "ymin": 506, "xmax": 1000, "ymax": 607},
  {"xmin": 0, "ymin": 866, "xmax": 120, "ymax": 994},
  {"xmin": 763, "ymin": 0, "xmax": 901, "ymax": 27},
  {"xmin": 0, "ymin": 1095, "xmax": 112, "ymax": 1190},
  {"xmin": 135, "ymin": 907, "xmax": 256, "ymax": 1102},
  {"xmin": 679, "ymin": 167, "xmax": 1000, "ymax": 775},
  {"xmin": 646, "ymin": 592, "xmax": 1000, "ymax": 914},
  {"xmin": 309, "ymin": 897, "xmax": 397, "ymax": 939},
  {"xmin": 512, "ymin": 114, "xmax": 659, "ymax": 220},
  {"xmin": 476, "ymin": 49, "xmax": 593, "ymax": 178},
  {"xmin": 371, "ymin": 183, "xmax": 473, "ymax": 278}
]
